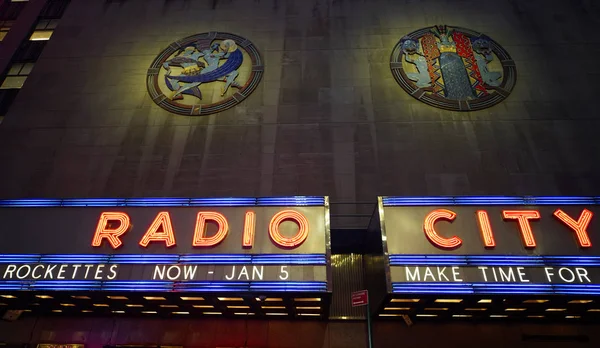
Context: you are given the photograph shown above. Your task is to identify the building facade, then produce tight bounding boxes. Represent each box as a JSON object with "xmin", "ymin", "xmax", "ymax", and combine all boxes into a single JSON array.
[{"xmin": 0, "ymin": 0, "xmax": 600, "ymax": 347}]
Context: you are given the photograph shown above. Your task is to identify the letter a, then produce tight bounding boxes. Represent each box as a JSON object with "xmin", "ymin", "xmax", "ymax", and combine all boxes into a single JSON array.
[{"xmin": 139, "ymin": 212, "xmax": 176, "ymax": 247}]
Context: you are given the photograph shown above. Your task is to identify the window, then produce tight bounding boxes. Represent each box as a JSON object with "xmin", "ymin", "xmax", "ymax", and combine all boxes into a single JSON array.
[
  {"xmin": 39, "ymin": 0, "xmax": 71, "ymax": 19},
  {"xmin": 0, "ymin": 89, "xmax": 19, "ymax": 119},
  {"xmin": 0, "ymin": 1, "xmax": 26, "ymax": 21},
  {"xmin": 0, "ymin": 63, "xmax": 34, "ymax": 89},
  {"xmin": 0, "ymin": 21, "xmax": 13, "ymax": 41},
  {"xmin": 29, "ymin": 19, "xmax": 59, "ymax": 41}
]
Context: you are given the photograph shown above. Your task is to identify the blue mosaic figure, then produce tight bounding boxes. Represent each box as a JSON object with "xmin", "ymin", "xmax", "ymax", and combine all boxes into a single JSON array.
[
  {"xmin": 401, "ymin": 39, "xmax": 431, "ymax": 88},
  {"xmin": 472, "ymin": 39, "xmax": 502, "ymax": 87},
  {"xmin": 163, "ymin": 39, "xmax": 243, "ymax": 100},
  {"xmin": 432, "ymin": 26, "xmax": 475, "ymax": 100}
]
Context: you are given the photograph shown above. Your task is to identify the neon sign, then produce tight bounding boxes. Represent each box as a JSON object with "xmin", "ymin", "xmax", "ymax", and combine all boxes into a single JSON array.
[
  {"xmin": 92, "ymin": 209, "xmax": 311, "ymax": 249},
  {"xmin": 379, "ymin": 196, "xmax": 600, "ymax": 295}
]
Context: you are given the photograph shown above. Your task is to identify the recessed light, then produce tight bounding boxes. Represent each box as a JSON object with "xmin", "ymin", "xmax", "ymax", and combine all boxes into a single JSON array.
[
  {"xmin": 107, "ymin": 296, "xmax": 128, "ymax": 300},
  {"xmin": 71, "ymin": 296, "xmax": 91, "ymax": 300},
  {"xmin": 234, "ymin": 312, "xmax": 255, "ymax": 315},
  {"xmin": 478, "ymin": 299, "xmax": 492, "ymax": 304},
  {"xmin": 262, "ymin": 306, "xmax": 285, "ymax": 309},
  {"xmin": 528, "ymin": 315, "xmax": 544, "ymax": 318},
  {"xmin": 588, "ymin": 309, "xmax": 600, "ymax": 312},
  {"xmin": 523, "ymin": 299, "xmax": 549, "ymax": 304},
  {"xmin": 505, "ymin": 308, "xmax": 526, "ymax": 311},
  {"xmin": 192, "ymin": 305, "xmax": 214, "ymax": 309},
  {"xmin": 81, "ymin": 310, "xmax": 93, "ymax": 313},
  {"xmin": 52, "ymin": 309, "xmax": 62, "ymax": 313},
  {"xmin": 35, "ymin": 295, "xmax": 53, "ymax": 299},
  {"xmin": 465, "ymin": 308, "xmax": 487, "ymax": 311},
  {"xmin": 453, "ymin": 314, "xmax": 472, "ymax": 318},
  {"xmin": 160, "ymin": 305, "xmax": 178, "ymax": 308},
  {"xmin": 424, "ymin": 308, "xmax": 448, "ymax": 311},
  {"xmin": 416, "ymin": 314, "xmax": 437, "ymax": 317},
  {"xmin": 181, "ymin": 297, "xmax": 204, "ymax": 301},
  {"xmin": 298, "ymin": 313, "xmax": 320, "ymax": 316},
  {"xmin": 143, "ymin": 296, "xmax": 166, "ymax": 301},
  {"xmin": 265, "ymin": 313, "xmax": 287, "ymax": 316},
  {"xmin": 490, "ymin": 315, "xmax": 508, "ymax": 318},
  {"xmin": 142, "ymin": 311, "xmax": 157, "ymax": 314},
  {"xmin": 569, "ymin": 300, "xmax": 593, "ymax": 304},
  {"xmin": 391, "ymin": 299, "xmax": 419, "ymax": 303},
  {"xmin": 265, "ymin": 297, "xmax": 283, "ymax": 302},
  {"xmin": 126, "ymin": 304, "xmax": 143, "ymax": 308},
  {"xmin": 384, "ymin": 307, "xmax": 410, "ymax": 311},
  {"xmin": 0, "ymin": 303, "xmax": 7, "ymax": 306},
  {"xmin": 227, "ymin": 305, "xmax": 250, "ymax": 309},
  {"xmin": 218, "ymin": 297, "xmax": 244, "ymax": 301},
  {"xmin": 93, "ymin": 304, "xmax": 109, "ymax": 307},
  {"xmin": 294, "ymin": 298, "xmax": 321, "ymax": 302},
  {"xmin": 173, "ymin": 311, "xmax": 189, "ymax": 315},
  {"xmin": 203, "ymin": 312, "xmax": 222, "ymax": 315},
  {"xmin": 435, "ymin": 299, "xmax": 462, "ymax": 303},
  {"xmin": 296, "ymin": 306, "xmax": 320, "ymax": 310},
  {"xmin": 546, "ymin": 308, "xmax": 566, "ymax": 312},
  {"xmin": 566, "ymin": 315, "xmax": 581, "ymax": 319},
  {"xmin": 379, "ymin": 313, "xmax": 403, "ymax": 317},
  {"xmin": 0, "ymin": 295, "xmax": 16, "ymax": 299},
  {"xmin": 60, "ymin": 303, "xmax": 75, "ymax": 307},
  {"xmin": 112, "ymin": 310, "xmax": 125, "ymax": 314}
]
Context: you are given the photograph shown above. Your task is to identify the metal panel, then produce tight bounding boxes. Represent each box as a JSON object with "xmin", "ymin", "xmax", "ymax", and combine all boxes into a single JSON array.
[{"xmin": 329, "ymin": 254, "xmax": 365, "ymax": 319}]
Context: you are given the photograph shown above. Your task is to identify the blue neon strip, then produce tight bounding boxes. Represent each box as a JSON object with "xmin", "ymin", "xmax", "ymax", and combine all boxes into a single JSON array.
[
  {"xmin": 0, "ymin": 196, "xmax": 325, "ymax": 208},
  {"xmin": 382, "ymin": 196, "xmax": 600, "ymax": 206},
  {"xmin": 0, "ymin": 254, "xmax": 327, "ymax": 265},
  {"xmin": 391, "ymin": 282, "xmax": 600, "ymax": 295},
  {"xmin": 0, "ymin": 280, "xmax": 327, "ymax": 292},
  {"xmin": 389, "ymin": 255, "xmax": 600, "ymax": 267}
]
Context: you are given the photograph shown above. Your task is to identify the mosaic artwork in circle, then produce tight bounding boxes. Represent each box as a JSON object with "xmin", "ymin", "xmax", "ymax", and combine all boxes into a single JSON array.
[
  {"xmin": 390, "ymin": 25, "xmax": 517, "ymax": 111},
  {"xmin": 147, "ymin": 32, "xmax": 263, "ymax": 116}
]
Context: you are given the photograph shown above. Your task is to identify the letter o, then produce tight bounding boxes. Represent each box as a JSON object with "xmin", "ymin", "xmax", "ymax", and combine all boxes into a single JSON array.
[
  {"xmin": 167, "ymin": 265, "xmax": 181, "ymax": 280},
  {"xmin": 269, "ymin": 210, "xmax": 310, "ymax": 248},
  {"xmin": 16, "ymin": 265, "xmax": 32, "ymax": 279},
  {"xmin": 559, "ymin": 267, "xmax": 575, "ymax": 283}
]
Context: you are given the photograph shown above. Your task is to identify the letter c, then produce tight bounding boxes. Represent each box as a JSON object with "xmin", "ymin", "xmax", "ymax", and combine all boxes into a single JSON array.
[{"xmin": 423, "ymin": 209, "xmax": 462, "ymax": 249}]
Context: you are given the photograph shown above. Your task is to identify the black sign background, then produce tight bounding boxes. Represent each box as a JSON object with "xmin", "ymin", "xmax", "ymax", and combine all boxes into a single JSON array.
[
  {"xmin": 382, "ymin": 206, "xmax": 600, "ymax": 255},
  {"xmin": 0, "ymin": 206, "xmax": 327, "ymax": 255}
]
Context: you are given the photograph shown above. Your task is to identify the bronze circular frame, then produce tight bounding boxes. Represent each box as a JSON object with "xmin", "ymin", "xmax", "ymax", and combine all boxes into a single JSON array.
[
  {"xmin": 147, "ymin": 32, "xmax": 263, "ymax": 116},
  {"xmin": 390, "ymin": 26, "xmax": 517, "ymax": 112}
]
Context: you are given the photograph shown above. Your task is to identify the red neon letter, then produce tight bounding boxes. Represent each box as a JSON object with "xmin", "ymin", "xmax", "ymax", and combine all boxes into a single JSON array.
[
  {"xmin": 269, "ymin": 210, "xmax": 309, "ymax": 248},
  {"xmin": 193, "ymin": 212, "xmax": 229, "ymax": 247},
  {"xmin": 476, "ymin": 210, "xmax": 496, "ymax": 248},
  {"xmin": 92, "ymin": 212, "xmax": 130, "ymax": 249},
  {"xmin": 502, "ymin": 210, "xmax": 540, "ymax": 248},
  {"xmin": 423, "ymin": 209, "xmax": 462, "ymax": 249},
  {"xmin": 553, "ymin": 209, "xmax": 593, "ymax": 248},
  {"xmin": 242, "ymin": 211, "xmax": 256, "ymax": 248},
  {"xmin": 139, "ymin": 212, "xmax": 176, "ymax": 247}
]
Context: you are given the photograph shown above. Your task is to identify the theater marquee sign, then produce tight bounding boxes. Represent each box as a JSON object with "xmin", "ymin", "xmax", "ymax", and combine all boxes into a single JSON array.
[
  {"xmin": 379, "ymin": 196, "xmax": 600, "ymax": 295},
  {"xmin": 0, "ymin": 197, "xmax": 330, "ymax": 293}
]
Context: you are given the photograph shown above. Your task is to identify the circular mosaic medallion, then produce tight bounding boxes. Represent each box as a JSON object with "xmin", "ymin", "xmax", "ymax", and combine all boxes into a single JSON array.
[
  {"xmin": 147, "ymin": 32, "xmax": 263, "ymax": 116},
  {"xmin": 390, "ymin": 25, "xmax": 516, "ymax": 111}
]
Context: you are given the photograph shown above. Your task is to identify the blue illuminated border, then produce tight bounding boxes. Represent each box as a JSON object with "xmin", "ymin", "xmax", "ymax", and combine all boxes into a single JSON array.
[
  {"xmin": 382, "ymin": 196, "xmax": 599, "ymax": 206},
  {"xmin": 0, "ymin": 280, "xmax": 328, "ymax": 292},
  {"xmin": 0, "ymin": 196, "xmax": 326, "ymax": 207},
  {"xmin": 392, "ymin": 282, "xmax": 600, "ymax": 295},
  {"xmin": 0, "ymin": 254, "xmax": 327, "ymax": 265},
  {"xmin": 389, "ymin": 255, "xmax": 600, "ymax": 267}
]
